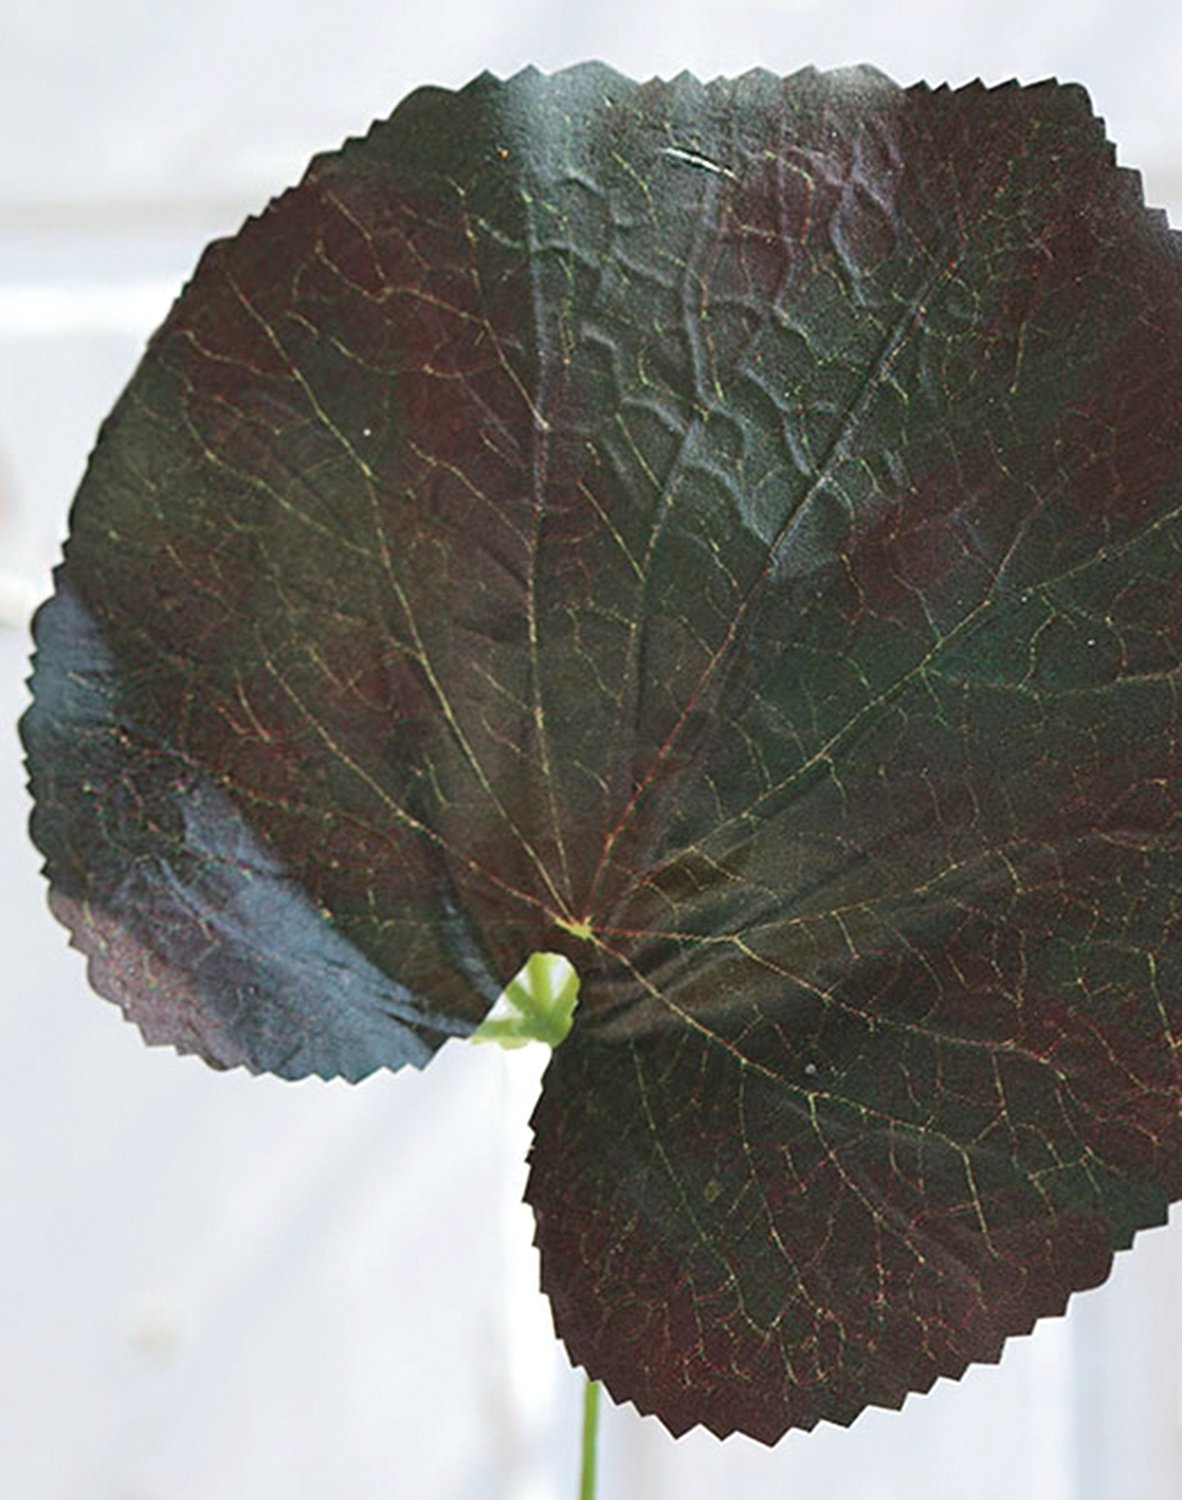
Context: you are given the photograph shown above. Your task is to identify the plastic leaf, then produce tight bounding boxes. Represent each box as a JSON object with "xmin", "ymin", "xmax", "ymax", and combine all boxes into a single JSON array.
[{"xmin": 22, "ymin": 64, "xmax": 1182, "ymax": 1440}]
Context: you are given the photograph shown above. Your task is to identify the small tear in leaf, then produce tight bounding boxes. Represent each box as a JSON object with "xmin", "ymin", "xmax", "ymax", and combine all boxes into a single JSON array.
[{"xmin": 659, "ymin": 145, "xmax": 736, "ymax": 179}]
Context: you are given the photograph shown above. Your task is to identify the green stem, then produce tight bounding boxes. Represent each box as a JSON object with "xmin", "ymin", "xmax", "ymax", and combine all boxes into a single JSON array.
[{"xmin": 579, "ymin": 1377, "xmax": 602, "ymax": 1500}]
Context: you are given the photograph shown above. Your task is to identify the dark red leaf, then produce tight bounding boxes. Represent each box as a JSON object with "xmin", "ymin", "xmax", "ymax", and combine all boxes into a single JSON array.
[{"xmin": 22, "ymin": 64, "xmax": 1182, "ymax": 1438}]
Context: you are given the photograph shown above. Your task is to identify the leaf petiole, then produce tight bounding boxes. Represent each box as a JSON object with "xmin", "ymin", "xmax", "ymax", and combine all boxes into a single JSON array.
[{"xmin": 579, "ymin": 1377, "xmax": 601, "ymax": 1500}]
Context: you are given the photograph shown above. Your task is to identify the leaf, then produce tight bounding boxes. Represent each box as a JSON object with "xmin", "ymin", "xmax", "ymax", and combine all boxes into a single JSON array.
[{"xmin": 22, "ymin": 64, "xmax": 1182, "ymax": 1440}]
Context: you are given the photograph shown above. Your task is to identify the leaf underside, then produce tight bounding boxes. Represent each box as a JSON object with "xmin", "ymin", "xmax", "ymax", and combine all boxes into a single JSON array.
[{"xmin": 22, "ymin": 63, "xmax": 1182, "ymax": 1440}]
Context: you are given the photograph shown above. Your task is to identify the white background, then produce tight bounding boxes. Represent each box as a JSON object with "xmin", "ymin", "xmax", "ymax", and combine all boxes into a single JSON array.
[{"xmin": 2, "ymin": 2, "xmax": 1182, "ymax": 1496}]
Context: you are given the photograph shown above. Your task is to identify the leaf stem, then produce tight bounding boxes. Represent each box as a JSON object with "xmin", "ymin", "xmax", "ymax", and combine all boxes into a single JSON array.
[{"xmin": 579, "ymin": 1377, "xmax": 602, "ymax": 1500}]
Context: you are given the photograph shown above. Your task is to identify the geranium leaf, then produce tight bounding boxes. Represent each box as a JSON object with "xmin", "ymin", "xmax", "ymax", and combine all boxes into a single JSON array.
[{"xmin": 22, "ymin": 64, "xmax": 1182, "ymax": 1439}]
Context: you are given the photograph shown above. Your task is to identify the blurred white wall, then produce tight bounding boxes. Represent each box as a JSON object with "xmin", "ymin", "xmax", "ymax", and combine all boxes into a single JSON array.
[{"xmin": 3, "ymin": 2, "xmax": 1182, "ymax": 1497}]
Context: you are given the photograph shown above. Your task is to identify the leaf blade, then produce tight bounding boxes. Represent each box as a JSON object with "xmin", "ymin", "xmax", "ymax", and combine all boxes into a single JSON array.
[{"xmin": 23, "ymin": 64, "xmax": 1182, "ymax": 1437}]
